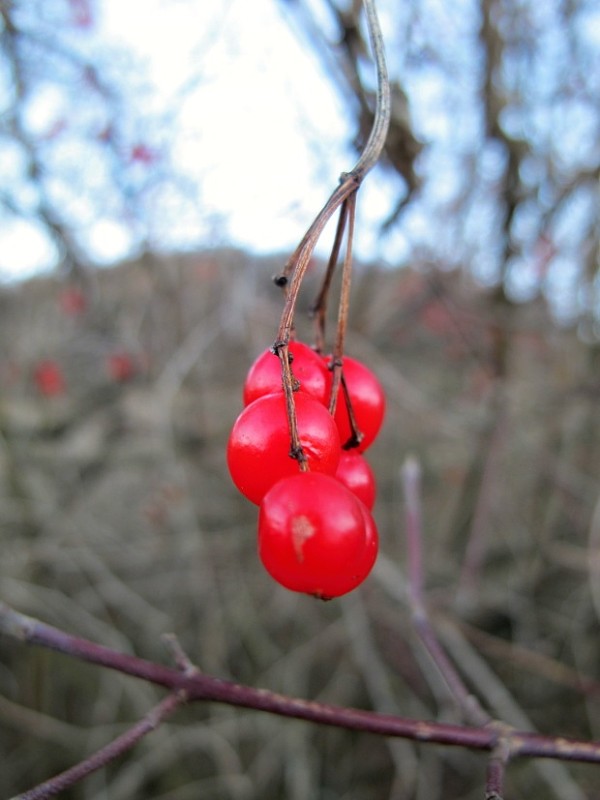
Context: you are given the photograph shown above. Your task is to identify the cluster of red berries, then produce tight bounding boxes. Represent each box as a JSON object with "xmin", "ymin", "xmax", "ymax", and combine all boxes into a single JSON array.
[{"xmin": 227, "ymin": 341, "xmax": 385, "ymax": 600}]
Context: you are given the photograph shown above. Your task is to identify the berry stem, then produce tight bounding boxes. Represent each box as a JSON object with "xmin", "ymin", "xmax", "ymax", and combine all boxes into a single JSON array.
[
  {"xmin": 273, "ymin": 0, "xmax": 390, "ymax": 296},
  {"xmin": 328, "ymin": 191, "xmax": 357, "ymax": 421},
  {"xmin": 274, "ymin": 341, "xmax": 309, "ymax": 470},
  {"xmin": 272, "ymin": 0, "xmax": 390, "ymax": 332},
  {"xmin": 275, "ymin": 177, "xmax": 360, "ymax": 347},
  {"xmin": 338, "ymin": 373, "xmax": 365, "ymax": 450},
  {"xmin": 310, "ymin": 198, "xmax": 350, "ymax": 354},
  {"xmin": 347, "ymin": 0, "xmax": 391, "ymax": 181},
  {"xmin": 272, "ymin": 0, "xmax": 390, "ymax": 468}
]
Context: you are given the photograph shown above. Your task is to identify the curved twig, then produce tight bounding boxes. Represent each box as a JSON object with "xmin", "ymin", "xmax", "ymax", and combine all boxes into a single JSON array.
[
  {"xmin": 273, "ymin": 0, "xmax": 390, "ymax": 463},
  {"xmin": 346, "ymin": 0, "xmax": 391, "ymax": 180}
]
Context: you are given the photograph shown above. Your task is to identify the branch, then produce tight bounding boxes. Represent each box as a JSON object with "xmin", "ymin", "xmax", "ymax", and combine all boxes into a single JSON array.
[
  {"xmin": 10, "ymin": 693, "xmax": 185, "ymax": 800},
  {"xmin": 485, "ymin": 739, "xmax": 510, "ymax": 800},
  {"xmin": 401, "ymin": 457, "xmax": 490, "ymax": 727},
  {"xmin": 271, "ymin": 0, "xmax": 391, "ymax": 466},
  {"xmin": 3, "ymin": 602, "xmax": 600, "ymax": 766}
]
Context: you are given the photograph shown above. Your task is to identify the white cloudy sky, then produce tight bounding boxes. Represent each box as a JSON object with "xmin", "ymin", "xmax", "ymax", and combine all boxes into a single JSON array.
[
  {"xmin": 5, "ymin": 0, "xmax": 598, "ymax": 325},
  {"xmin": 103, "ymin": 0, "xmax": 397, "ymax": 259},
  {"xmin": 0, "ymin": 0, "xmax": 402, "ymax": 281},
  {"xmin": 0, "ymin": 0, "xmax": 491, "ymax": 282}
]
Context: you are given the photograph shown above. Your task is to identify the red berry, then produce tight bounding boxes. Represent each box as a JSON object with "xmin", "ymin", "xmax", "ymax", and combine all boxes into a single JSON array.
[
  {"xmin": 33, "ymin": 360, "xmax": 66, "ymax": 397},
  {"xmin": 227, "ymin": 392, "xmax": 341, "ymax": 505},
  {"xmin": 335, "ymin": 451, "xmax": 377, "ymax": 510},
  {"xmin": 243, "ymin": 341, "xmax": 329, "ymax": 407},
  {"xmin": 354, "ymin": 502, "xmax": 379, "ymax": 585},
  {"xmin": 258, "ymin": 473, "xmax": 373, "ymax": 598},
  {"xmin": 106, "ymin": 352, "xmax": 135, "ymax": 382},
  {"xmin": 58, "ymin": 287, "xmax": 87, "ymax": 316},
  {"xmin": 327, "ymin": 356, "xmax": 385, "ymax": 451}
]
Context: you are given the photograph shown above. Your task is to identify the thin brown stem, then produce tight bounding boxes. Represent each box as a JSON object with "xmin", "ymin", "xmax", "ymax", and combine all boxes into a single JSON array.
[
  {"xmin": 338, "ymin": 373, "xmax": 365, "ymax": 449},
  {"xmin": 273, "ymin": 181, "xmax": 360, "ymax": 474},
  {"xmin": 275, "ymin": 177, "xmax": 360, "ymax": 347},
  {"xmin": 274, "ymin": 340, "xmax": 308, "ymax": 469},
  {"xmin": 347, "ymin": 0, "xmax": 391, "ymax": 180},
  {"xmin": 328, "ymin": 363, "xmax": 344, "ymax": 422},
  {"xmin": 272, "ymin": 0, "xmax": 390, "ymax": 459},
  {"xmin": 328, "ymin": 190, "xmax": 357, "ymax": 417},
  {"xmin": 274, "ymin": 0, "xmax": 390, "ymax": 336},
  {"xmin": 310, "ymin": 199, "xmax": 350, "ymax": 353}
]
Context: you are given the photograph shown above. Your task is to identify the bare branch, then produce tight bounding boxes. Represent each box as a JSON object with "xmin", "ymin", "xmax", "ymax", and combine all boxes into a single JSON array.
[
  {"xmin": 401, "ymin": 457, "xmax": 490, "ymax": 727},
  {"xmin": 10, "ymin": 693, "xmax": 185, "ymax": 800},
  {"xmin": 4, "ymin": 601, "xmax": 600, "ymax": 770}
]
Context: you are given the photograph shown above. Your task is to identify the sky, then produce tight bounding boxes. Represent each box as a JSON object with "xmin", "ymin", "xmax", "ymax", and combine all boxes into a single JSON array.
[
  {"xmin": 2, "ymin": 0, "xmax": 598, "ymax": 329},
  {"xmin": 101, "ymin": 0, "xmax": 349, "ymax": 236},
  {"xmin": 0, "ymin": 0, "xmax": 399, "ymax": 281},
  {"xmin": 97, "ymin": 0, "xmax": 399, "ymax": 261}
]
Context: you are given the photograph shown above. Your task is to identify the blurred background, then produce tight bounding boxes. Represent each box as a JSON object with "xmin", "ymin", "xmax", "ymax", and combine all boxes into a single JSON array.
[{"xmin": 1, "ymin": 1, "xmax": 600, "ymax": 798}]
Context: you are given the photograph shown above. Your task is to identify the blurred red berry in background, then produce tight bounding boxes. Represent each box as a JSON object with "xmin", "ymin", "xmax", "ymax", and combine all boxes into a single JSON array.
[
  {"xmin": 58, "ymin": 287, "xmax": 87, "ymax": 316},
  {"xmin": 68, "ymin": 0, "xmax": 93, "ymax": 28},
  {"xmin": 34, "ymin": 360, "xmax": 66, "ymax": 397},
  {"xmin": 106, "ymin": 352, "xmax": 135, "ymax": 383},
  {"xmin": 129, "ymin": 144, "xmax": 158, "ymax": 165}
]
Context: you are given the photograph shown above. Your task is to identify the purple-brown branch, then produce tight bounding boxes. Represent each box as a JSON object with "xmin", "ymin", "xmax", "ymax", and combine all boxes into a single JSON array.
[
  {"xmin": 2, "ymin": 602, "xmax": 600, "ymax": 766},
  {"xmin": 485, "ymin": 736, "xmax": 511, "ymax": 800},
  {"xmin": 12, "ymin": 692, "xmax": 185, "ymax": 800}
]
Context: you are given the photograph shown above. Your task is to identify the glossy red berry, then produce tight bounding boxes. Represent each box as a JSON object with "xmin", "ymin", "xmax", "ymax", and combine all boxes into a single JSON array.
[
  {"xmin": 354, "ymin": 502, "xmax": 379, "ymax": 585},
  {"xmin": 227, "ymin": 392, "xmax": 341, "ymax": 505},
  {"xmin": 327, "ymin": 356, "xmax": 385, "ymax": 451},
  {"xmin": 258, "ymin": 472, "xmax": 375, "ymax": 598},
  {"xmin": 243, "ymin": 341, "xmax": 329, "ymax": 407},
  {"xmin": 335, "ymin": 451, "xmax": 377, "ymax": 510},
  {"xmin": 33, "ymin": 360, "xmax": 66, "ymax": 397}
]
